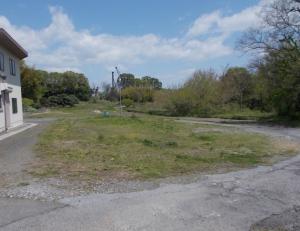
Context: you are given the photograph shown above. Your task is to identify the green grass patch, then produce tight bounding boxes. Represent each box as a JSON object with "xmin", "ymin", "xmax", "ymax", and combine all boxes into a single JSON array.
[{"xmin": 31, "ymin": 102, "xmax": 298, "ymax": 181}]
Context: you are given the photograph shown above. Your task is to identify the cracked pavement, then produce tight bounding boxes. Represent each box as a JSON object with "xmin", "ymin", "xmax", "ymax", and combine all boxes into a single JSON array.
[{"xmin": 0, "ymin": 119, "xmax": 300, "ymax": 231}]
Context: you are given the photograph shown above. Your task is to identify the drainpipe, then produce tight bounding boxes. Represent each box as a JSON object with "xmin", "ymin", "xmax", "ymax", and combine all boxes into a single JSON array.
[{"xmin": 0, "ymin": 75, "xmax": 8, "ymax": 132}]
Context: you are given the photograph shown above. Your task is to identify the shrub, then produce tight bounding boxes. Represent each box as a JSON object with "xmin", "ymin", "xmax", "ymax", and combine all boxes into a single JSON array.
[
  {"xmin": 22, "ymin": 98, "xmax": 34, "ymax": 108},
  {"xmin": 122, "ymin": 87, "xmax": 154, "ymax": 103},
  {"xmin": 48, "ymin": 96, "xmax": 61, "ymax": 107},
  {"xmin": 23, "ymin": 106, "xmax": 37, "ymax": 113},
  {"xmin": 40, "ymin": 97, "xmax": 49, "ymax": 107},
  {"xmin": 122, "ymin": 98, "xmax": 134, "ymax": 107},
  {"xmin": 32, "ymin": 102, "xmax": 42, "ymax": 109},
  {"xmin": 142, "ymin": 139, "xmax": 156, "ymax": 147},
  {"xmin": 162, "ymin": 71, "xmax": 222, "ymax": 117},
  {"xmin": 165, "ymin": 141, "xmax": 178, "ymax": 147},
  {"xmin": 90, "ymin": 96, "xmax": 99, "ymax": 104},
  {"xmin": 67, "ymin": 94, "xmax": 80, "ymax": 105},
  {"xmin": 105, "ymin": 88, "xmax": 119, "ymax": 101},
  {"xmin": 164, "ymin": 89, "xmax": 195, "ymax": 116},
  {"xmin": 97, "ymin": 133, "xmax": 104, "ymax": 141},
  {"xmin": 41, "ymin": 94, "xmax": 80, "ymax": 107},
  {"xmin": 22, "ymin": 98, "xmax": 37, "ymax": 112}
]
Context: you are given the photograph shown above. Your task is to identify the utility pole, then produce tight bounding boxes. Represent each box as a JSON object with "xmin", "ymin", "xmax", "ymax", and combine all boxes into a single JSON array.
[
  {"xmin": 111, "ymin": 71, "xmax": 115, "ymax": 89},
  {"xmin": 115, "ymin": 66, "xmax": 122, "ymax": 116}
]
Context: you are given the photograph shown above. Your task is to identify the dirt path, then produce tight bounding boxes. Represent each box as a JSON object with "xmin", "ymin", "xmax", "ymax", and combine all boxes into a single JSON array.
[{"xmin": 0, "ymin": 120, "xmax": 300, "ymax": 231}]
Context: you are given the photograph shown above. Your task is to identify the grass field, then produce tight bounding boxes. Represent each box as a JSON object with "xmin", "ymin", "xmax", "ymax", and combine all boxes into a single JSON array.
[
  {"xmin": 29, "ymin": 102, "xmax": 299, "ymax": 181},
  {"xmin": 126, "ymin": 102, "xmax": 275, "ymax": 120}
]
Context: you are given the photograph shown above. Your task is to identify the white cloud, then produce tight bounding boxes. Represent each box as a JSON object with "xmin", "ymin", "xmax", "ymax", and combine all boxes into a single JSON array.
[
  {"xmin": 187, "ymin": 0, "xmax": 270, "ymax": 38},
  {"xmin": 0, "ymin": 16, "xmax": 46, "ymax": 51},
  {"xmin": 187, "ymin": 11, "xmax": 221, "ymax": 37},
  {"xmin": 219, "ymin": 6, "xmax": 261, "ymax": 33},
  {"xmin": 0, "ymin": 6, "xmax": 233, "ymax": 73},
  {"xmin": 0, "ymin": 1, "xmax": 268, "ymax": 76}
]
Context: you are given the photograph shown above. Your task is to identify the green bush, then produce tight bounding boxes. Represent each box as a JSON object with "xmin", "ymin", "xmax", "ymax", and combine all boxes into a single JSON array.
[
  {"xmin": 122, "ymin": 98, "xmax": 134, "ymax": 107},
  {"xmin": 169, "ymin": 100, "xmax": 193, "ymax": 116},
  {"xmin": 22, "ymin": 98, "xmax": 37, "ymax": 112},
  {"xmin": 40, "ymin": 97, "xmax": 49, "ymax": 107},
  {"xmin": 41, "ymin": 94, "xmax": 79, "ymax": 107},
  {"xmin": 90, "ymin": 96, "xmax": 99, "ymax": 104},
  {"xmin": 22, "ymin": 98, "xmax": 34, "ymax": 108},
  {"xmin": 48, "ymin": 96, "xmax": 61, "ymax": 107},
  {"xmin": 142, "ymin": 139, "xmax": 156, "ymax": 147},
  {"xmin": 162, "ymin": 71, "xmax": 221, "ymax": 117},
  {"xmin": 164, "ymin": 89, "xmax": 195, "ymax": 116},
  {"xmin": 67, "ymin": 94, "xmax": 80, "ymax": 105},
  {"xmin": 122, "ymin": 87, "xmax": 154, "ymax": 103}
]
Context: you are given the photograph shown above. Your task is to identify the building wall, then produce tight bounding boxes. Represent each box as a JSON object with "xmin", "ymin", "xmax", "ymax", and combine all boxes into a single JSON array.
[
  {"xmin": 0, "ymin": 45, "xmax": 23, "ymax": 132},
  {"xmin": 7, "ymin": 84, "xmax": 23, "ymax": 128},
  {"xmin": 0, "ymin": 96, "xmax": 4, "ymax": 132}
]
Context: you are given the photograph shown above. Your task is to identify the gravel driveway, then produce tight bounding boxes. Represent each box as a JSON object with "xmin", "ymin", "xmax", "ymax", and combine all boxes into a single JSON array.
[
  {"xmin": 0, "ymin": 118, "xmax": 53, "ymax": 186},
  {"xmin": 0, "ymin": 119, "xmax": 300, "ymax": 231}
]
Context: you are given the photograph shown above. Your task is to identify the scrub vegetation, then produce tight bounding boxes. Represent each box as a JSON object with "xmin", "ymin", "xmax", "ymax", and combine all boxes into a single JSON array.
[{"xmin": 103, "ymin": 0, "xmax": 300, "ymax": 123}]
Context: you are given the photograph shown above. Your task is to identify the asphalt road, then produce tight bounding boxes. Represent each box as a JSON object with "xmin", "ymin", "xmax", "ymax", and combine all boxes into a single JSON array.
[{"xmin": 0, "ymin": 119, "xmax": 300, "ymax": 231}]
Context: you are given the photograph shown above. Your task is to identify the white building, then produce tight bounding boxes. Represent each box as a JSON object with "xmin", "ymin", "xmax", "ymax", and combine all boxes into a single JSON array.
[{"xmin": 0, "ymin": 28, "xmax": 28, "ymax": 133}]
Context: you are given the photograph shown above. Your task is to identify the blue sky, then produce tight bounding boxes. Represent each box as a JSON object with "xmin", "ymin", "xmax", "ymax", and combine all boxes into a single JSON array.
[{"xmin": 0, "ymin": 0, "xmax": 265, "ymax": 86}]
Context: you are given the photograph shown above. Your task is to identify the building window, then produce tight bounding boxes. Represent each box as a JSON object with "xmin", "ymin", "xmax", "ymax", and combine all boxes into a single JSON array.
[
  {"xmin": 9, "ymin": 58, "xmax": 16, "ymax": 76},
  {"xmin": 12, "ymin": 98, "xmax": 17, "ymax": 114},
  {"xmin": 0, "ymin": 52, "xmax": 4, "ymax": 71},
  {"xmin": 0, "ymin": 95, "xmax": 2, "ymax": 111}
]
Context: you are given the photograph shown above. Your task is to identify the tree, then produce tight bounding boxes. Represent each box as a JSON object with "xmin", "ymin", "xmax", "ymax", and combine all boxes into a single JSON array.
[
  {"xmin": 122, "ymin": 87, "xmax": 154, "ymax": 103},
  {"xmin": 20, "ymin": 62, "xmax": 44, "ymax": 103},
  {"xmin": 239, "ymin": 0, "xmax": 300, "ymax": 116},
  {"xmin": 185, "ymin": 70, "xmax": 220, "ymax": 115},
  {"xmin": 256, "ymin": 48, "xmax": 300, "ymax": 116},
  {"xmin": 117, "ymin": 74, "xmax": 162, "ymax": 89},
  {"xmin": 141, "ymin": 76, "xmax": 162, "ymax": 89},
  {"xmin": 118, "ymin": 73, "xmax": 135, "ymax": 88},
  {"xmin": 239, "ymin": 0, "xmax": 300, "ymax": 54},
  {"xmin": 21, "ymin": 61, "xmax": 91, "ymax": 107},
  {"xmin": 44, "ymin": 71, "xmax": 90, "ymax": 101},
  {"xmin": 164, "ymin": 70, "xmax": 220, "ymax": 116},
  {"xmin": 220, "ymin": 67, "xmax": 253, "ymax": 110}
]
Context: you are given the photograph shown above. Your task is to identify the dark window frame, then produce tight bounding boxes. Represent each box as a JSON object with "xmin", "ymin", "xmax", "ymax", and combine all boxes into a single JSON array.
[
  {"xmin": 12, "ymin": 98, "xmax": 17, "ymax": 114},
  {"xmin": 9, "ymin": 58, "xmax": 16, "ymax": 76},
  {"xmin": 0, "ymin": 52, "xmax": 4, "ymax": 72},
  {"xmin": 0, "ymin": 95, "xmax": 2, "ymax": 111}
]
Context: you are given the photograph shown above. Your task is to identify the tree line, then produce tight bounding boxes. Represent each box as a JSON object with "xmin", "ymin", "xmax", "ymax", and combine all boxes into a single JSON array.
[
  {"xmin": 21, "ymin": 62, "xmax": 90, "ymax": 108},
  {"xmin": 145, "ymin": 0, "xmax": 300, "ymax": 118},
  {"xmin": 239, "ymin": 0, "xmax": 300, "ymax": 117},
  {"xmin": 101, "ymin": 73, "xmax": 162, "ymax": 104},
  {"xmin": 22, "ymin": 0, "xmax": 300, "ymax": 119},
  {"xmin": 154, "ymin": 68, "xmax": 256, "ymax": 117},
  {"xmin": 117, "ymin": 73, "xmax": 162, "ymax": 89}
]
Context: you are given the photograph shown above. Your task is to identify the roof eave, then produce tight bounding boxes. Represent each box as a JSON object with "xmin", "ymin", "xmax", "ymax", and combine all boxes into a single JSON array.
[{"xmin": 0, "ymin": 28, "xmax": 28, "ymax": 60}]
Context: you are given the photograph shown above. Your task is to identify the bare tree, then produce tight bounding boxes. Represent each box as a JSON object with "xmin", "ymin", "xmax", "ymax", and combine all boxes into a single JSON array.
[{"xmin": 239, "ymin": 0, "xmax": 300, "ymax": 54}]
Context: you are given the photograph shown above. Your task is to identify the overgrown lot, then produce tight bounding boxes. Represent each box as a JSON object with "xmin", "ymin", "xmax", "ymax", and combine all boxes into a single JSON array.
[{"xmin": 30, "ymin": 103, "xmax": 299, "ymax": 181}]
